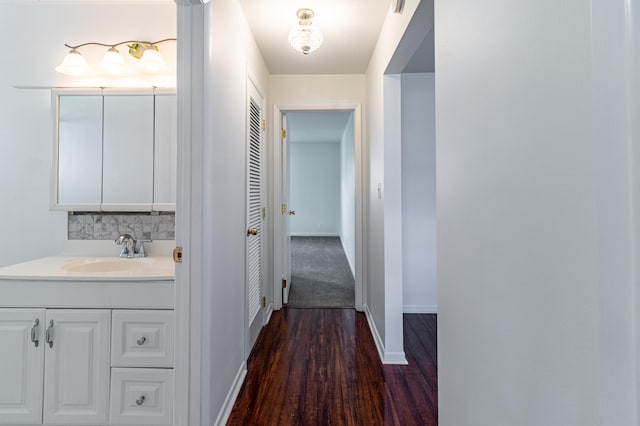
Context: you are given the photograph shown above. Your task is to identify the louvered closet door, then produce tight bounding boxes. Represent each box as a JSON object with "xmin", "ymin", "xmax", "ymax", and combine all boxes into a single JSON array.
[{"xmin": 246, "ymin": 79, "xmax": 265, "ymax": 353}]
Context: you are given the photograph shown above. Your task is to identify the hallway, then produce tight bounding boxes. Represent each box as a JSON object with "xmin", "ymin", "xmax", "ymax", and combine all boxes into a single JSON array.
[
  {"xmin": 228, "ymin": 309, "xmax": 438, "ymax": 425},
  {"xmin": 288, "ymin": 237, "xmax": 355, "ymax": 308}
]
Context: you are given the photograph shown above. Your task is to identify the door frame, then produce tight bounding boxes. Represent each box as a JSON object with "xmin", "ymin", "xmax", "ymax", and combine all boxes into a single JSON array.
[{"xmin": 272, "ymin": 103, "xmax": 364, "ymax": 311}]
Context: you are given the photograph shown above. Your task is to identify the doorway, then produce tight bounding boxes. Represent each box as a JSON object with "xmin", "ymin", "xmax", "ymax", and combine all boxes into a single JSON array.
[
  {"xmin": 285, "ymin": 111, "xmax": 355, "ymax": 308},
  {"xmin": 272, "ymin": 105, "xmax": 364, "ymax": 311}
]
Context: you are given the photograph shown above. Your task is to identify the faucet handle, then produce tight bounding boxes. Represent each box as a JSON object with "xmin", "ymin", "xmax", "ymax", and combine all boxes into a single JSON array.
[
  {"xmin": 115, "ymin": 233, "xmax": 135, "ymax": 245},
  {"xmin": 136, "ymin": 240, "xmax": 152, "ymax": 257}
]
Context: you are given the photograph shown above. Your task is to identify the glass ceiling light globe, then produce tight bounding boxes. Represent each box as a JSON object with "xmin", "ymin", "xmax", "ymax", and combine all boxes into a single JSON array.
[
  {"xmin": 141, "ymin": 46, "xmax": 164, "ymax": 72},
  {"xmin": 288, "ymin": 9, "xmax": 323, "ymax": 55},
  {"xmin": 101, "ymin": 47, "xmax": 126, "ymax": 75},
  {"xmin": 55, "ymin": 48, "xmax": 90, "ymax": 76}
]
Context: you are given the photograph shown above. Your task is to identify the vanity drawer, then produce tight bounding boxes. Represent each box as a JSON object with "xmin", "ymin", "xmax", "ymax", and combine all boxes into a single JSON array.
[
  {"xmin": 109, "ymin": 368, "xmax": 173, "ymax": 425},
  {"xmin": 111, "ymin": 310, "xmax": 174, "ymax": 368}
]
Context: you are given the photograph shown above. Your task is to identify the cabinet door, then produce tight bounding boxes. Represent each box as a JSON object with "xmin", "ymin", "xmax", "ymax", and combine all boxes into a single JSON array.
[
  {"xmin": 56, "ymin": 95, "xmax": 103, "ymax": 210},
  {"xmin": 0, "ymin": 309, "xmax": 45, "ymax": 424},
  {"xmin": 43, "ymin": 310, "xmax": 110, "ymax": 425},
  {"xmin": 153, "ymin": 94, "xmax": 177, "ymax": 211},
  {"xmin": 102, "ymin": 95, "xmax": 154, "ymax": 210}
]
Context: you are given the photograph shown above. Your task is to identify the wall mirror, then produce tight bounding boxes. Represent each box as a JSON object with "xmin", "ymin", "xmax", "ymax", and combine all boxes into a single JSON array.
[{"xmin": 51, "ymin": 88, "xmax": 176, "ymax": 212}]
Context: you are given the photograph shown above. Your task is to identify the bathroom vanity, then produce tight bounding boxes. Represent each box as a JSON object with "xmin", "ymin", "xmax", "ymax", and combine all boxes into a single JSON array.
[{"xmin": 0, "ymin": 255, "xmax": 175, "ymax": 426}]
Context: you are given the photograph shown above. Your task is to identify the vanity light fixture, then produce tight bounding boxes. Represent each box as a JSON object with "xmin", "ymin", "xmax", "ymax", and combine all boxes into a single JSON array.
[
  {"xmin": 55, "ymin": 38, "xmax": 176, "ymax": 76},
  {"xmin": 288, "ymin": 8, "xmax": 323, "ymax": 55},
  {"xmin": 55, "ymin": 48, "xmax": 90, "ymax": 77}
]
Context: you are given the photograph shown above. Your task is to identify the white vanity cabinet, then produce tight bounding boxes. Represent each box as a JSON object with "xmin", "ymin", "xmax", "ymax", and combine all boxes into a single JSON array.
[
  {"xmin": 0, "ymin": 309, "xmax": 110, "ymax": 425},
  {"xmin": 0, "ymin": 309, "xmax": 174, "ymax": 426},
  {"xmin": 0, "ymin": 257, "xmax": 175, "ymax": 426}
]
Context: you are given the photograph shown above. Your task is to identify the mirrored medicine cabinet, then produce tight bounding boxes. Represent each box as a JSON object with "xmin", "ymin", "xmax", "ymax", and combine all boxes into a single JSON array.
[{"xmin": 51, "ymin": 88, "xmax": 176, "ymax": 212}]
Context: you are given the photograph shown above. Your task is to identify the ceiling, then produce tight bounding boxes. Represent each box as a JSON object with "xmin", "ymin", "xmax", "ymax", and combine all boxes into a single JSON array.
[
  {"xmin": 238, "ymin": 0, "xmax": 391, "ymax": 74},
  {"xmin": 287, "ymin": 111, "xmax": 352, "ymax": 143}
]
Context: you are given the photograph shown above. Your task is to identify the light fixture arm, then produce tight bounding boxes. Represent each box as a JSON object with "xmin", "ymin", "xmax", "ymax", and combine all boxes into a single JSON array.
[{"xmin": 63, "ymin": 38, "xmax": 176, "ymax": 50}]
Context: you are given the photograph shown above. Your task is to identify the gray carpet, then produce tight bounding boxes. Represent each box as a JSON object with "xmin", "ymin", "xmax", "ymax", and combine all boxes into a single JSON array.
[{"xmin": 287, "ymin": 236, "xmax": 355, "ymax": 308}]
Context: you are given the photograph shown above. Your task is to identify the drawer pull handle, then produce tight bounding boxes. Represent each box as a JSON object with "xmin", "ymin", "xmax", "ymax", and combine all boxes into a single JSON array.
[
  {"xmin": 45, "ymin": 319, "xmax": 54, "ymax": 348},
  {"xmin": 31, "ymin": 318, "xmax": 40, "ymax": 348},
  {"xmin": 136, "ymin": 395, "xmax": 145, "ymax": 406},
  {"xmin": 137, "ymin": 337, "xmax": 146, "ymax": 346}
]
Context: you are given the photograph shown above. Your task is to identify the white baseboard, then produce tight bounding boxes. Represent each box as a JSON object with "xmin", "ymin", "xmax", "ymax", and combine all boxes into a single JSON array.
[
  {"xmin": 290, "ymin": 233, "xmax": 340, "ymax": 237},
  {"xmin": 364, "ymin": 304, "xmax": 408, "ymax": 365},
  {"xmin": 264, "ymin": 302, "xmax": 274, "ymax": 324},
  {"xmin": 403, "ymin": 304, "xmax": 438, "ymax": 314},
  {"xmin": 384, "ymin": 351, "xmax": 408, "ymax": 364},
  {"xmin": 363, "ymin": 304, "xmax": 385, "ymax": 363},
  {"xmin": 214, "ymin": 362, "xmax": 247, "ymax": 426},
  {"xmin": 340, "ymin": 236, "xmax": 355, "ymax": 278}
]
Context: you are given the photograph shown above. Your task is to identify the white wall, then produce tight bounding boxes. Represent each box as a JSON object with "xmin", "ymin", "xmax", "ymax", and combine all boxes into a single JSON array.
[
  {"xmin": 200, "ymin": 1, "xmax": 269, "ymax": 424},
  {"xmin": 632, "ymin": 1, "xmax": 640, "ymax": 417},
  {"xmin": 592, "ymin": 0, "xmax": 639, "ymax": 423},
  {"xmin": 401, "ymin": 73, "xmax": 436, "ymax": 313},
  {"xmin": 289, "ymin": 142, "xmax": 341, "ymax": 236},
  {"xmin": 436, "ymin": 0, "xmax": 602, "ymax": 423},
  {"xmin": 340, "ymin": 112, "xmax": 356, "ymax": 274},
  {"xmin": 0, "ymin": 2, "xmax": 175, "ymax": 268},
  {"xmin": 364, "ymin": 0, "xmax": 423, "ymax": 363}
]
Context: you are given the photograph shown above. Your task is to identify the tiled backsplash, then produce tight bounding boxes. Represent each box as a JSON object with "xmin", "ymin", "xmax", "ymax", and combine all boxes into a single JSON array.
[{"xmin": 68, "ymin": 212, "xmax": 175, "ymax": 240}]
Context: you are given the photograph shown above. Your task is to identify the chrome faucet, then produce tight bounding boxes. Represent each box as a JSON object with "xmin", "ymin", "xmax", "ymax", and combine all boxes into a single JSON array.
[{"xmin": 115, "ymin": 233, "xmax": 149, "ymax": 258}]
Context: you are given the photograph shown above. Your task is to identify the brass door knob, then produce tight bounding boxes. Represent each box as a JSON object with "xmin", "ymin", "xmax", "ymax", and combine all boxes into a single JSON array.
[
  {"xmin": 247, "ymin": 228, "xmax": 258, "ymax": 236},
  {"xmin": 288, "ymin": 210, "xmax": 296, "ymax": 215}
]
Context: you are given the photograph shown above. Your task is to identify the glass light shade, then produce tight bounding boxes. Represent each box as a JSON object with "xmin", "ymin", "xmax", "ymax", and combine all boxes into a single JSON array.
[
  {"xmin": 288, "ymin": 25, "xmax": 323, "ymax": 55},
  {"xmin": 101, "ymin": 47, "xmax": 126, "ymax": 75},
  {"xmin": 141, "ymin": 47, "xmax": 164, "ymax": 72},
  {"xmin": 55, "ymin": 49, "xmax": 90, "ymax": 76}
]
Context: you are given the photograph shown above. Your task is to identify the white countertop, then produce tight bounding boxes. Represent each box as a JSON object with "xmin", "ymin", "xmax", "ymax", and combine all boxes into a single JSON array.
[{"xmin": 0, "ymin": 255, "xmax": 175, "ymax": 281}]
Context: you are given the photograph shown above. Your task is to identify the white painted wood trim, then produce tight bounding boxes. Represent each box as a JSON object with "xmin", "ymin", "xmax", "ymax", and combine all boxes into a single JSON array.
[
  {"xmin": 272, "ymin": 104, "xmax": 364, "ymax": 312},
  {"xmin": 174, "ymin": 2, "xmax": 205, "ymax": 426},
  {"xmin": 264, "ymin": 302, "xmax": 274, "ymax": 324},
  {"xmin": 341, "ymin": 236, "xmax": 355, "ymax": 278},
  {"xmin": 272, "ymin": 105, "xmax": 284, "ymax": 310},
  {"xmin": 364, "ymin": 304, "xmax": 408, "ymax": 365},
  {"xmin": 290, "ymin": 233, "xmax": 341, "ymax": 237},
  {"xmin": 403, "ymin": 305, "xmax": 438, "ymax": 314},
  {"xmin": 213, "ymin": 362, "xmax": 247, "ymax": 426},
  {"xmin": 384, "ymin": 351, "xmax": 409, "ymax": 365},
  {"xmin": 363, "ymin": 303, "xmax": 385, "ymax": 363}
]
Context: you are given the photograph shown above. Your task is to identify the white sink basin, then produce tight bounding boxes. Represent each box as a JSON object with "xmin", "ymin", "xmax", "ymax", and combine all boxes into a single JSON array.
[
  {"xmin": 63, "ymin": 258, "xmax": 154, "ymax": 273},
  {"xmin": 0, "ymin": 256, "xmax": 174, "ymax": 281}
]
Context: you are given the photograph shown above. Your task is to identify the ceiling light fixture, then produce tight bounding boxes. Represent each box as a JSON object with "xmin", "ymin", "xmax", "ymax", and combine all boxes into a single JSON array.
[
  {"xmin": 288, "ymin": 9, "xmax": 323, "ymax": 55},
  {"xmin": 55, "ymin": 38, "xmax": 176, "ymax": 76}
]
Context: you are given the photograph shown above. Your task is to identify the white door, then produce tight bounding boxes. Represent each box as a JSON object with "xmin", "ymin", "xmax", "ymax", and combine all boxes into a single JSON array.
[
  {"xmin": 0, "ymin": 309, "xmax": 45, "ymax": 424},
  {"xmin": 246, "ymin": 79, "xmax": 266, "ymax": 352},
  {"xmin": 281, "ymin": 113, "xmax": 293, "ymax": 304},
  {"xmin": 43, "ymin": 310, "xmax": 110, "ymax": 425}
]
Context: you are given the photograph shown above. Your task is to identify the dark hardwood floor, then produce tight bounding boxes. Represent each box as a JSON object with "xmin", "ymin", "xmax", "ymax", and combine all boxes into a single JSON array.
[{"xmin": 227, "ymin": 308, "xmax": 437, "ymax": 425}]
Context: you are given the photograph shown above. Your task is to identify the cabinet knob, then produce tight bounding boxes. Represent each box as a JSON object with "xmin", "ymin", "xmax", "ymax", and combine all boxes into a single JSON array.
[
  {"xmin": 136, "ymin": 336, "xmax": 146, "ymax": 346},
  {"xmin": 136, "ymin": 395, "xmax": 145, "ymax": 406}
]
